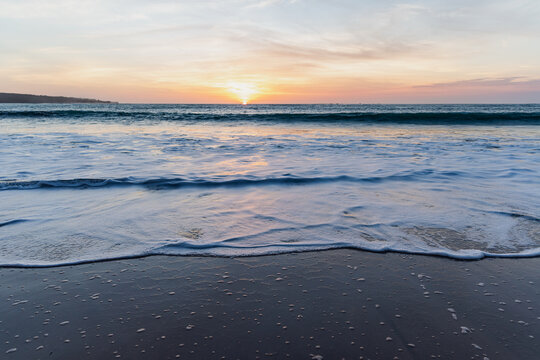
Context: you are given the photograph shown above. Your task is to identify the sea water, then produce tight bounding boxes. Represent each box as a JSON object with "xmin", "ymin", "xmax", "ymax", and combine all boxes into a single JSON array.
[{"xmin": 1, "ymin": 104, "xmax": 539, "ymax": 266}]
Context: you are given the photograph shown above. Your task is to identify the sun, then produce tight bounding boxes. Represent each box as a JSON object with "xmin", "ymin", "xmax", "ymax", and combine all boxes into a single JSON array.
[{"xmin": 226, "ymin": 82, "xmax": 258, "ymax": 105}]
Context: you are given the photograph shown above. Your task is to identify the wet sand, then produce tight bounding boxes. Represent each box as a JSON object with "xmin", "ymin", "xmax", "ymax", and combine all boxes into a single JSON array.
[{"xmin": 1, "ymin": 249, "xmax": 539, "ymax": 359}]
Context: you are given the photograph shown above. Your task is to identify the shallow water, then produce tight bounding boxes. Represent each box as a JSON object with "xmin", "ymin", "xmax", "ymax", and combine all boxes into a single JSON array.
[{"xmin": 1, "ymin": 104, "xmax": 539, "ymax": 266}]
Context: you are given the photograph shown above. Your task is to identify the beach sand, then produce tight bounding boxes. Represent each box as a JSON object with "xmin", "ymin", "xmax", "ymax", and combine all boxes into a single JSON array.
[{"xmin": 1, "ymin": 249, "xmax": 538, "ymax": 359}]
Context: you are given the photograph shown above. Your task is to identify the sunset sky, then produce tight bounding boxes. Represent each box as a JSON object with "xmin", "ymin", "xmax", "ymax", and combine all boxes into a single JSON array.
[{"xmin": 1, "ymin": 0, "xmax": 540, "ymax": 103}]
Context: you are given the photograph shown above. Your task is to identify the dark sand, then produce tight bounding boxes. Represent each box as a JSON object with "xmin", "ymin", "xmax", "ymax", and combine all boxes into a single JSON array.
[{"xmin": 1, "ymin": 250, "xmax": 539, "ymax": 359}]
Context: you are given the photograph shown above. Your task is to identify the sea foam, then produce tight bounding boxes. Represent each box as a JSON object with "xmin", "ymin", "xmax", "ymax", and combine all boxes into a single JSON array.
[{"xmin": 0, "ymin": 104, "xmax": 539, "ymax": 266}]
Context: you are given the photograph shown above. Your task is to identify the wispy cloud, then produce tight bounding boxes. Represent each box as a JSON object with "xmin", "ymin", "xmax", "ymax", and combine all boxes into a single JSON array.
[
  {"xmin": 1, "ymin": 0, "xmax": 539, "ymax": 102},
  {"xmin": 245, "ymin": 0, "xmax": 298, "ymax": 9},
  {"xmin": 416, "ymin": 77, "xmax": 540, "ymax": 89}
]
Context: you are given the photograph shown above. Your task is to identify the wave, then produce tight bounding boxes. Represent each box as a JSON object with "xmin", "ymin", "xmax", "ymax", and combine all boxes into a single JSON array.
[
  {"xmin": 2, "ymin": 110, "xmax": 540, "ymax": 124},
  {"xmin": 475, "ymin": 210, "xmax": 540, "ymax": 223},
  {"xmin": 0, "ymin": 219, "xmax": 30, "ymax": 227},
  {"xmin": 0, "ymin": 170, "xmax": 467, "ymax": 190},
  {"xmin": 3, "ymin": 241, "xmax": 540, "ymax": 268}
]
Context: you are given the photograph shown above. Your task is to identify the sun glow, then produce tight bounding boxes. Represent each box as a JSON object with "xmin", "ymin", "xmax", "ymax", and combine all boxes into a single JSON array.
[{"xmin": 225, "ymin": 82, "xmax": 258, "ymax": 104}]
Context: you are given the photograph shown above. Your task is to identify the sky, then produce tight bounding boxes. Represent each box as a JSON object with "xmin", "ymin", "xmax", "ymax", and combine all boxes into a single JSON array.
[{"xmin": 1, "ymin": 0, "xmax": 540, "ymax": 103}]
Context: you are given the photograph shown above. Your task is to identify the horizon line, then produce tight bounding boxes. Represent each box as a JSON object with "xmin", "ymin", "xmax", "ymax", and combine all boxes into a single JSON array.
[{"xmin": 2, "ymin": 102, "xmax": 540, "ymax": 105}]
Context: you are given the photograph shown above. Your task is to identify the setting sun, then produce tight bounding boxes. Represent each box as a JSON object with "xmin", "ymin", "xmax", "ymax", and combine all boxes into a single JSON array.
[{"xmin": 225, "ymin": 82, "xmax": 258, "ymax": 104}]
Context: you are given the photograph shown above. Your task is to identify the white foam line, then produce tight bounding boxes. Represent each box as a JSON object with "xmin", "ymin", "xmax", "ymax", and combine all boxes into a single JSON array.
[{"xmin": 2, "ymin": 243, "xmax": 540, "ymax": 268}]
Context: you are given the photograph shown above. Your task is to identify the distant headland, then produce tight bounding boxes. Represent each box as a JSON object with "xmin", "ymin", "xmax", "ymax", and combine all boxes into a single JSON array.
[{"xmin": 0, "ymin": 92, "xmax": 116, "ymax": 104}]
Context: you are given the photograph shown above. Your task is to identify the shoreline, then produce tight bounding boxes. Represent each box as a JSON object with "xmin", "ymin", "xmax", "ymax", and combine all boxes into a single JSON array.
[
  {"xmin": 2, "ymin": 245, "xmax": 540, "ymax": 269},
  {"xmin": 1, "ymin": 249, "xmax": 538, "ymax": 359}
]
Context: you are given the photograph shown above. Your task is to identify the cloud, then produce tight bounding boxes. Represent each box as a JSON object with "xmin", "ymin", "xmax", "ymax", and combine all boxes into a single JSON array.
[
  {"xmin": 1, "ymin": 0, "xmax": 540, "ymax": 102},
  {"xmin": 415, "ymin": 77, "xmax": 540, "ymax": 89},
  {"xmin": 245, "ymin": 0, "xmax": 293, "ymax": 9},
  {"xmin": 401, "ymin": 77, "xmax": 540, "ymax": 103},
  {"xmin": 252, "ymin": 39, "xmax": 420, "ymax": 62}
]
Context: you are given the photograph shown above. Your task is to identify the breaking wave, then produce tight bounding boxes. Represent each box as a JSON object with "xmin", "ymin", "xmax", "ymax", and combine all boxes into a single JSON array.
[{"xmin": 2, "ymin": 109, "xmax": 540, "ymax": 124}]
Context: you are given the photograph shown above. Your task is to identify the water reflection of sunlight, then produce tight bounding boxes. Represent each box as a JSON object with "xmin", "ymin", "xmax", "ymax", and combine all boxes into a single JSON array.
[{"xmin": 214, "ymin": 156, "xmax": 269, "ymax": 176}]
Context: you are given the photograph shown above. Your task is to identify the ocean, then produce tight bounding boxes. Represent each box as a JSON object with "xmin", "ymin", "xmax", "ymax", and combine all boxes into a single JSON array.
[{"xmin": 1, "ymin": 104, "xmax": 539, "ymax": 266}]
